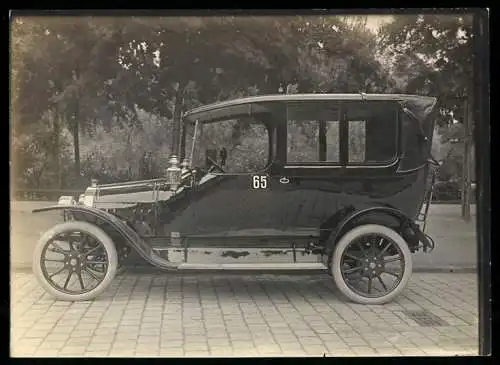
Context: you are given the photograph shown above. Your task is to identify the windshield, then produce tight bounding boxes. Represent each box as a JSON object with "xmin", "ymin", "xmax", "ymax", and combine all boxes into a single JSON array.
[{"xmin": 184, "ymin": 116, "xmax": 270, "ymax": 174}]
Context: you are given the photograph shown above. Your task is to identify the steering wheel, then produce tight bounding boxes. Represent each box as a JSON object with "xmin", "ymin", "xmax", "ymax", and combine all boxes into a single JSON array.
[
  {"xmin": 207, "ymin": 156, "xmax": 225, "ymax": 173},
  {"xmin": 427, "ymin": 156, "xmax": 441, "ymax": 168}
]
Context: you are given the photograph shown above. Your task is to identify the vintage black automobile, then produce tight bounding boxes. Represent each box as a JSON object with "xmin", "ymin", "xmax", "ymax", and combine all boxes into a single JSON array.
[{"xmin": 32, "ymin": 93, "xmax": 439, "ymax": 305}]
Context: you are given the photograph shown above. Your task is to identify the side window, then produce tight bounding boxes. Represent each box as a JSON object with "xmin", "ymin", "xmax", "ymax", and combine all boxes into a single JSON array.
[
  {"xmin": 346, "ymin": 102, "xmax": 398, "ymax": 165},
  {"xmin": 198, "ymin": 117, "xmax": 269, "ymax": 173},
  {"xmin": 348, "ymin": 120, "xmax": 366, "ymax": 163},
  {"xmin": 286, "ymin": 102, "xmax": 340, "ymax": 164}
]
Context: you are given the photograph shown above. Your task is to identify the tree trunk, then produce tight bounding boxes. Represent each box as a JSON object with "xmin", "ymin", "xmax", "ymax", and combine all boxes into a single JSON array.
[
  {"xmin": 73, "ymin": 66, "xmax": 81, "ymax": 179},
  {"xmin": 73, "ymin": 107, "xmax": 81, "ymax": 179},
  {"xmin": 34, "ymin": 165, "xmax": 45, "ymax": 190},
  {"xmin": 126, "ymin": 125, "xmax": 134, "ymax": 179},
  {"xmin": 461, "ymin": 94, "xmax": 472, "ymax": 221},
  {"xmin": 53, "ymin": 110, "xmax": 62, "ymax": 189},
  {"xmin": 171, "ymin": 82, "xmax": 185, "ymax": 157}
]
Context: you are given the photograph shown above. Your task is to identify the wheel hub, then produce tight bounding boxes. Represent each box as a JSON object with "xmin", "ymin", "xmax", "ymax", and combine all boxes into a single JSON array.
[
  {"xmin": 361, "ymin": 257, "xmax": 384, "ymax": 277},
  {"xmin": 65, "ymin": 252, "xmax": 86, "ymax": 271}
]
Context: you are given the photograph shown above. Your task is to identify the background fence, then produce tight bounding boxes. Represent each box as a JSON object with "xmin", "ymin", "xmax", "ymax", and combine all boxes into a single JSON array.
[{"xmin": 12, "ymin": 189, "xmax": 85, "ymax": 202}]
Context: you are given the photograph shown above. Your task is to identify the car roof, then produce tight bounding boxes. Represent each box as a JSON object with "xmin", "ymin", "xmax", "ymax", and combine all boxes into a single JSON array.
[{"xmin": 183, "ymin": 93, "xmax": 437, "ymax": 123}]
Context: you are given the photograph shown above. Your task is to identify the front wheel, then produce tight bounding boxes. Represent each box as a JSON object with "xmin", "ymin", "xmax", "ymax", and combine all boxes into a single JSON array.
[
  {"xmin": 32, "ymin": 221, "xmax": 118, "ymax": 301},
  {"xmin": 331, "ymin": 224, "xmax": 412, "ymax": 305}
]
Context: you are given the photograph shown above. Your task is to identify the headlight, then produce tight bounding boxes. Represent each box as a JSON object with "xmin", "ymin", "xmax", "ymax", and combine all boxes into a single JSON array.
[{"xmin": 57, "ymin": 196, "xmax": 76, "ymax": 206}]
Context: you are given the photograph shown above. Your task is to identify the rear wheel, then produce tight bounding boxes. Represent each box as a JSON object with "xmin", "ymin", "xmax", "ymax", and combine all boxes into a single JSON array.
[
  {"xmin": 32, "ymin": 221, "xmax": 118, "ymax": 301},
  {"xmin": 331, "ymin": 224, "xmax": 412, "ymax": 305}
]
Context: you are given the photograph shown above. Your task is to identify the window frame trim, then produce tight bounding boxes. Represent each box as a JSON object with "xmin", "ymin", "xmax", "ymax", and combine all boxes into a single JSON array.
[
  {"xmin": 283, "ymin": 100, "xmax": 401, "ymax": 168},
  {"xmin": 196, "ymin": 115, "xmax": 274, "ymax": 176},
  {"xmin": 285, "ymin": 101, "xmax": 342, "ymax": 166},
  {"xmin": 344, "ymin": 101, "xmax": 400, "ymax": 167}
]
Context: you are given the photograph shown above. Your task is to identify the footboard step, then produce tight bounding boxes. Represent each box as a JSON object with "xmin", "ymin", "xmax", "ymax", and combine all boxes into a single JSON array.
[{"xmin": 177, "ymin": 263, "xmax": 328, "ymax": 270}]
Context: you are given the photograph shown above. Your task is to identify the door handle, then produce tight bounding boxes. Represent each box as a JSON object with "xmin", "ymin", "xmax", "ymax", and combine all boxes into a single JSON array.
[{"xmin": 280, "ymin": 177, "xmax": 290, "ymax": 184}]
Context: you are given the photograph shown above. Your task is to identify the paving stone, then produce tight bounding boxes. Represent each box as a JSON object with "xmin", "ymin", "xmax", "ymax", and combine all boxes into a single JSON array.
[
  {"xmin": 44, "ymin": 333, "xmax": 70, "ymax": 342},
  {"xmin": 159, "ymin": 349, "xmax": 184, "ymax": 357},
  {"xmin": 86, "ymin": 342, "xmax": 112, "ymax": 352},
  {"xmin": 84, "ymin": 350, "xmax": 110, "ymax": 357},
  {"xmin": 21, "ymin": 329, "xmax": 49, "ymax": 339},
  {"xmin": 89, "ymin": 335, "xmax": 115, "ymax": 344},
  {"xmin": 37, "ymin": 340, "xmax": 66, "ymax": 350},
  {"xmin": 34, "ymin": 349, "xmax": 60, "ymax": 357},
  {"xmin": 304, "ymin": 345, "xmax": 328, "ymax": 356},
  {"xmin": 68, "ymin": 329, "xmax": 95, "ymax": 338},
  {"xmin": 65, "ymin": 337, "xmax": 91, "ymax": 346},
  {"xmin": 207, "ymin": 338, "xmax": 231, "ymax": 347},
  {"xmin": 299, "ymin": 336, "xmax": 324, "ymax": 346},
  {"xmin": 209, "ymin": 347, "xmax": 235, "ymax": 356}
]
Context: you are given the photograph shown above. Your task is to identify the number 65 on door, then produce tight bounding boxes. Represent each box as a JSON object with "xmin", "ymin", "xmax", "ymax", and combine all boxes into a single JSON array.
[{"xmin": 251, "ymin": 175, "xmax": 268, "ymax": 189}]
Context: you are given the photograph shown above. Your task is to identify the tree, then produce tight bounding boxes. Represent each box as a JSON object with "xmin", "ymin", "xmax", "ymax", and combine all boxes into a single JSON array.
[
  {"xmin": 11, "ymin": 15, "xmax": 396, "ymax": 191},
  {"xmin": 11, "ymin": 18, "xmax": 67, "ymax": 188},
  {"xmin": 378, "ymin": 14, "xmax": 473, "ymax": 125},
  {"xmin": 378, "ymin": 14, "xmax": 475, "ymax": 214},
  {"xmin": 226, "ymin": 16, "xmax": 395, "ymax": 94},
  {"xmin": 12, "ymin": 17, "xmax": 126, "ymax": 185}
]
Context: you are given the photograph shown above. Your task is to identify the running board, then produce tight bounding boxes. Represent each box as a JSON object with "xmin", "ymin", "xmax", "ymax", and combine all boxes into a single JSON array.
[
  {"xmin": 151, "ymin": 247, "xmax": 324, "ymax": 264},
  {"xmin": 176, "ymin": 263, "xmax": 327, "ymax": 271}
]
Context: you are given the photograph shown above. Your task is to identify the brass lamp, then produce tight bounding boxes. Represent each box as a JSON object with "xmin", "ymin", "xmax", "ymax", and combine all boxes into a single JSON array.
[{"xmin": 166, "ymin": 155, "xmax": 181, "ymax": 192}]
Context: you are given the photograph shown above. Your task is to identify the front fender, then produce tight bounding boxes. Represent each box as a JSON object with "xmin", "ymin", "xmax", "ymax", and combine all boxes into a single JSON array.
[{"xmin": 32, "ymin": 205, "xmax": 179, "ymax": 269}]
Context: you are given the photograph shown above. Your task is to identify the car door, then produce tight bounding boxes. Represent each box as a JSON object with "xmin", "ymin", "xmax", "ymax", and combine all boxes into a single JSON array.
[
  {"xmin": 163, "ymin": 115, "xmax": 283, "ymax": 237},
  {"xmin": 266, "ymin": 100, "xmax": 345, "ymax": 233}
]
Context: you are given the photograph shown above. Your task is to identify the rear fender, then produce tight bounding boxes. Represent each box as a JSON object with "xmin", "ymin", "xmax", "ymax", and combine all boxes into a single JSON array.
[
  {"xmin": 32, "ymin": 205, "xmax": 178, "ymax": 269},
  {"xmin": 322, "ymin": 205, "xmax": 427, "ymax": 262}
]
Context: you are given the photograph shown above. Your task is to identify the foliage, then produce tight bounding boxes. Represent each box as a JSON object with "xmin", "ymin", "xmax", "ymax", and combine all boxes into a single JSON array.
[
  {"xmin": 11, "ymin": 17, "xmax": 124, "ymax": 182},
  {"xmin": 378, "ymin": 14, "xmax": 475, "ymax": 188},
  {"xmin": 79, "ymin": 109, "xmax": 171, "ymax": 183},
  {"xmin": 378, "ymin": 14, "xmax": 473, "ymax": 126},
  {"xmin": 12, "ymin": 113, "xmax": 73, "ymax": 188},
  {"xmin": 11, "ymin": 14, "xmax": 472, "ymax": 197},
  {"xmin": 195, "ymin": 118, "xmax": 268, "ymax": 173}
]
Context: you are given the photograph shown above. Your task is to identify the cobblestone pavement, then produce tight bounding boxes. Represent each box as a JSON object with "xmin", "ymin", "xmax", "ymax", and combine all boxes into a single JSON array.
[{"xmin": 11, "ymin": 271, "xmax": 478, "ymax": 357}]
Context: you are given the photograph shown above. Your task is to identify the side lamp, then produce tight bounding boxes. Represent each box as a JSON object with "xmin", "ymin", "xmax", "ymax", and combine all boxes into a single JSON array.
[{"xmin": 166, "ymin": 155, "xmax": 181, "ymax": 192}]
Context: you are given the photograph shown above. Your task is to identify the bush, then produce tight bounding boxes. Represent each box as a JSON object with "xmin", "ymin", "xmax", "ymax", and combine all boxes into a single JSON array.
[
  {"xmin": 12, "ymin": 114, "xmax": 73, "ymax": 189},
  {"xmin": 79, "ymin": 110, "xmax": 172, "ymax": 183}
]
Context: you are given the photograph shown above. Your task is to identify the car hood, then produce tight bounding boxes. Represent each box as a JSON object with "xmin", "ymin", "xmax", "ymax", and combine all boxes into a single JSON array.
[{"xmin": 77, "ymin": 169, "xmax": 216, "ymax": 210}]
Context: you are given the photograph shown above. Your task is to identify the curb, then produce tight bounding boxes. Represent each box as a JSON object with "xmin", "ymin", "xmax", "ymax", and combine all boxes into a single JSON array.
[
  {"xmin": 10, "ymin": 263, "xmax": 477, "ymax": 275},
  {"xmin": 413, "ymin": 267, "xmax": 477, "ymax": 273},
  {"xmin": 119, "ymin": 264, "xmax": 478, "ymax": 275}
]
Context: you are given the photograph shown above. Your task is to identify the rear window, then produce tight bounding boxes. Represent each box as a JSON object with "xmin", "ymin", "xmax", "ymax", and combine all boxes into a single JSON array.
[{"xmin": 345, "ymin": 102, "xmax": 398, "ymax": 165}]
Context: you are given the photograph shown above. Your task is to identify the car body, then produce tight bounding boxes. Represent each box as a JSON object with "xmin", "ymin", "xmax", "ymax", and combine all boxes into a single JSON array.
[{"xmin": 32, "ymin": 93, "xmax": 439, "ymax": 304}]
